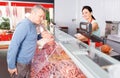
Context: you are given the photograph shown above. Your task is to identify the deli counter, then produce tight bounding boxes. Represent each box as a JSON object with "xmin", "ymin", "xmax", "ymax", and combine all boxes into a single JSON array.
[
  {"xmin": 0, "ymin": 27, "xmax": 120, "ymax": 78},
  {"xmin": 54, "ymin": 27, "xmax": 120, "ymax": 78}
]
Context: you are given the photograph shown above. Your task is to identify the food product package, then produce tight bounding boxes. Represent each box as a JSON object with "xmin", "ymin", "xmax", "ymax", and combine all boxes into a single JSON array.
[{"xmin": 30, "ymin": 41, "xmax": 86, "ymax": 78}]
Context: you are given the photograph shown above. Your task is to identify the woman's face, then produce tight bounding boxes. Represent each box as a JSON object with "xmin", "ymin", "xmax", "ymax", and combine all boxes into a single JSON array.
[{"xmin": 82, "ymin": 9, "xmax": 92, "ymax": 21}]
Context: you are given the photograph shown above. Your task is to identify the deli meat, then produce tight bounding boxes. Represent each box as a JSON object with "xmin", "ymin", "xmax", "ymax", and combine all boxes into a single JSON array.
[{"xmin": 30, "ymin": 42, "xmax": 87, "ymax": 78}]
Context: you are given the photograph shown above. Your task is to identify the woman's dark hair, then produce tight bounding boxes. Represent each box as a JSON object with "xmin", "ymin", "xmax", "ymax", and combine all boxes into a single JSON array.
[{"xmin": 82, "ymin": 6, "xmax": 95, "ymax": 20}]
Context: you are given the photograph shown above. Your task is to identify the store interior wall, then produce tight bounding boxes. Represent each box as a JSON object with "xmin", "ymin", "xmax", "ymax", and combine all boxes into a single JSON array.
[
  {"xmin": 55, "ymin": 0, "xmax": 120, "ymax": 36},
  {"xmin": 54, "ymin": 0, "xmax": 78, "ymax": 36},
  {"xmin": 0, "ymin": 1, "xmax": 53, "ymax": 30}
]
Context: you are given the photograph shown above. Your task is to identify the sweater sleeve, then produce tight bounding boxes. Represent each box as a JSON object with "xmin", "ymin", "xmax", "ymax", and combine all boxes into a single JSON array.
[{"xmin": 7, "ymin": 22, "xmax": 29, "ymax": 69}]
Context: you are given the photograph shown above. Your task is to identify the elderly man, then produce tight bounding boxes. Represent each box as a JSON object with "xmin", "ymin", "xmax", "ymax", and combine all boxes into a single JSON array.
[{"xmin": 7, "ymin": 5, "xmax": 46, "ymax": 78}]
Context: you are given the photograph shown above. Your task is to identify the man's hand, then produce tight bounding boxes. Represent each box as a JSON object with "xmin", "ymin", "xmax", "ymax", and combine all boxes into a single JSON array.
[{"xmin": 8, "ymin": 68, "xmax": 18, "ymax": 76}]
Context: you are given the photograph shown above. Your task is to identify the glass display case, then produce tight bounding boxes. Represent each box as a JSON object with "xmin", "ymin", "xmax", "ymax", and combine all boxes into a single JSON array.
[
  {"xmin": 54, "ymin": 26, "xmax": 120, "ymax": 78},
  {"xmin": 0, "ymin": 26, "xmax": 120, "ymax": 78}
]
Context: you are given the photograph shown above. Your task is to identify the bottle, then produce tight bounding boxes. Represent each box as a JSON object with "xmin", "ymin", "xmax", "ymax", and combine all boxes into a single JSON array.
[
  {"xmin": 89, "ymin": 40, "xmax": 96, "ymax": 59},
  {"xmin": 90, "ymin": 40, "xmax": 95, "ymax": 48},
  {"xmin": 49, "ymin": 19, "xmax": 54, "ymax": 34}
]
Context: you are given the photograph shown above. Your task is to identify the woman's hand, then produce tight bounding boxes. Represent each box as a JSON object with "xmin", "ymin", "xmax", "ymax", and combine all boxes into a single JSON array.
[
  {"xmin": 74, "ymin": 33, "xmax": 81, "ymax": 37},
  {"xmin": 74, "ymin": 33, "xmax": 88, "ymax": 41},
  {"xmin": 74, "ymin": 33, "xmax": 83, "ymax": 39}
]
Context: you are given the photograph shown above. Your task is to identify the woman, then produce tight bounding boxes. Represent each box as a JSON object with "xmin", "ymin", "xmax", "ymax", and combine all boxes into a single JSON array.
[{"xmin": 75, "ymin": 6, "xmax": 100, "ymax": 43}]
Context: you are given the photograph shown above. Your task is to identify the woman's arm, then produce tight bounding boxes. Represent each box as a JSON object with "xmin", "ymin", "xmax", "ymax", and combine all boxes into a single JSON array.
[{"xmin": 92, "ymin": 22, "xmax": 99, "ymax": 32}]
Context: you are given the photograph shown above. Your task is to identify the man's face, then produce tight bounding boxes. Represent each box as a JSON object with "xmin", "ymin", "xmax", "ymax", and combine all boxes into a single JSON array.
[{"xmin": 34, "ymin": 9, "xmax": 45, "ymax": 25}]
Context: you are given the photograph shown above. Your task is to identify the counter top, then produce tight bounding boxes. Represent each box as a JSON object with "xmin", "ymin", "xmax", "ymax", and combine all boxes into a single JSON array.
[
  {"xmin": 0, "ymin": 41, "xmax": 10, "ymax": 49},
  {"xmin": 54, "ymin": 27, "xmax": 120, "ymax": 78},
  {"xmin": 107, "ymin": 35, "xmax": 120, "ymax": 42}
]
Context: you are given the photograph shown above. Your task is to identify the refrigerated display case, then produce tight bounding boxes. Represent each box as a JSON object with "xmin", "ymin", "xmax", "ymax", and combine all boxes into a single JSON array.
[
  {"xmin": 0, "ymin": 26, "xmax": 120, "ymax": 78},
  {"xmin": 54, "ymin": 26, "xmax": 120, "ymax": 78}
]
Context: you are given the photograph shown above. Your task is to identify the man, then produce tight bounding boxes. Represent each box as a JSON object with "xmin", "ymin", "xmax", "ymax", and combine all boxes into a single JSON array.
[{"xmin": 7, "ymin": 5, "xmax": 46, "ymax": 78}]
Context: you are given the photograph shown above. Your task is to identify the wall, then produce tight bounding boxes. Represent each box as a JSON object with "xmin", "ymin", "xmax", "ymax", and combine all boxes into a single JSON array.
[
  {"xmin": 54, "ymin": 0, "xmax": 78, "ymax": 36},
  {"xmin": 55, "ymin": 0, "xmax": 120, "ymax": 36},
  {"xmin": 0, "ymin": 1, "xmax": 53, "ymax": 30},
  {"xmin": 78, "ymin": 0, "xmax": 120, "ymax": 36}
]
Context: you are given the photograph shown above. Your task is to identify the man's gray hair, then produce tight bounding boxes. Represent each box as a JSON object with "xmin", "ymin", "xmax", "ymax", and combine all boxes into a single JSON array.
[{"xmin": 31, "ymin": 5, "xmax": 46, "ymax": 13}]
